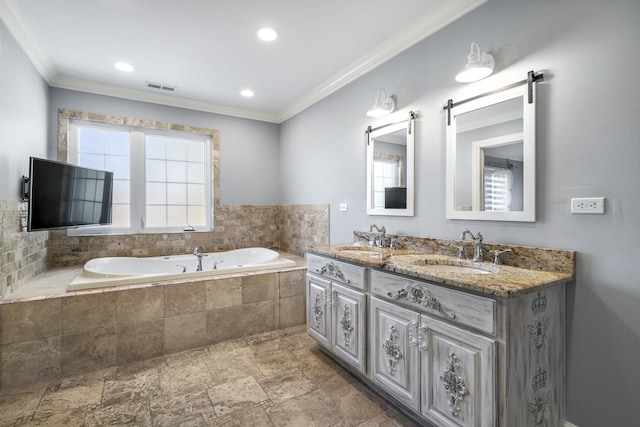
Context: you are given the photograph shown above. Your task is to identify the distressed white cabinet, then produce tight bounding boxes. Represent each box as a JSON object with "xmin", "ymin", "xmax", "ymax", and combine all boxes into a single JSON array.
[
  {"xmin": 306, "ymin": 253, "xmax": 567, "ymax": 427},
  {"xmin": 370, "ymin": 270, "xmax": 497, "ymax": 426},
  {"xmin": 370, "ymin": 295, "xmax": 496, "ymax": 426},
  {"xmin": 306, "ymin": 254, "xmax": 366, "ymax": 373},
  {"xmin": 370, "ymin": 296, "xmax": 421, "ymax": 410},
  {"xmin": 422, "ymin": 317, "xmax": 495, "ymax": 427}
]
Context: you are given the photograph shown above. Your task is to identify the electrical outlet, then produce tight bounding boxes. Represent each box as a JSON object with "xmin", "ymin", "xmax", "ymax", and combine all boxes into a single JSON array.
[
  {"xmin": 339, "ymin": 203, "xmax": 348, "ymax": 212},
  {"xmin": 571, "ymin": 197, "xmax": 605, "ymax": 214}
]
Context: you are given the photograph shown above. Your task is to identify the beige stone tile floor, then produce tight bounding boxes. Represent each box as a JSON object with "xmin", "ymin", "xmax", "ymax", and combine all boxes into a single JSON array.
[{"xmin": 0, "ymin": 325, "xmax": 420, "ymax": 426}]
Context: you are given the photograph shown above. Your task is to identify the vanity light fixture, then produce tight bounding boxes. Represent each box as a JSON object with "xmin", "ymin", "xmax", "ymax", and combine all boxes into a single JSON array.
[
  {"xmin": 455, "ymin": 42, "xmax": 495, "ymax": 83},
  {"xmin": 366, "ymin": 88, "xmax": 396, "ymax": 118}
]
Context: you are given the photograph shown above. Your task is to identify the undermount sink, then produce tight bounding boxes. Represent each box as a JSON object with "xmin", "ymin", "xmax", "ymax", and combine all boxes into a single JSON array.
[
  {"xmin": 403, "ymin": 256, "xmax": 496, "ymax": 275},
  {"xmin": 419, "ymin": 264, "xmax": 492, "ymax": 275}
]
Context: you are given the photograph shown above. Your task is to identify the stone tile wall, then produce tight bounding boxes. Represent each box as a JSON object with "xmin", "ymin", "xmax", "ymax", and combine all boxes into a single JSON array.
[
  {"xmin": 280, "ymin": 204, "xmax": 330, "ymax": 255},
  {"xmin": 47, "ymin": 203, "xmax": 328, "ymax": 267},
  {"xmin": 0, "ymin": 268, "xmax": 306, "ymax": 391},
  {"xmin": 0, "ymin": 201, "xmax": 48, "ymax": 299}
]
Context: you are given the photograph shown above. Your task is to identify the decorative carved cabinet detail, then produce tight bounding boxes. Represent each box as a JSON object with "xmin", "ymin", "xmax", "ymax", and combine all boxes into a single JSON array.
[
  {"xmin": 306, "ymin": 253, "xmax": 566, "ymax": 427},
  {"xmin": 306, "ymin": 256, "xmax": 366, "ymax": 374}
]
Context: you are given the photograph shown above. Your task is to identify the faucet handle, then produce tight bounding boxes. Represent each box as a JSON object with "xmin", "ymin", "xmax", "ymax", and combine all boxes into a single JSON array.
[
  {"xmin": 490, "ymin": 248, "xmax": 512, "ymax": 265},
  {"xmin": 455, "ymin": 245, "xmax": 465, "ymax": 260}
]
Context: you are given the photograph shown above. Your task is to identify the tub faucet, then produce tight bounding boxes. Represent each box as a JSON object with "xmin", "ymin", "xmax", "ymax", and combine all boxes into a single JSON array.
[
  {"xmin": 460, "ymin": 230, "xmax": 484, "ymax": 262},
  {"xmin": 369, "ymin": 224, "xmax": 389, "ymax": 247},
  {"xmin": 193, "ymin": 247, "xmax": 204, "ymax": 271}
]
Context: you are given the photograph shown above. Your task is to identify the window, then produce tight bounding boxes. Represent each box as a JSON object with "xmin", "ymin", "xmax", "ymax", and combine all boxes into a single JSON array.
[
  {"xmin": 373, "ymin": 158, "xmax": 399, "ymax": 209},
  {"xmin": 68, "ymin": 120, "xmax": 213, "ymax": 235},
  {"xmin": 483, "ymin": 166, "xmax": 513, "ymax": 212}
]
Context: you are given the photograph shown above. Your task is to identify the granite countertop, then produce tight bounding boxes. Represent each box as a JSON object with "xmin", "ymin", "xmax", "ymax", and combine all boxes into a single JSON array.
[{"xmin": 308, "ymin": 244, "xmax": 575, "ymax": 298}]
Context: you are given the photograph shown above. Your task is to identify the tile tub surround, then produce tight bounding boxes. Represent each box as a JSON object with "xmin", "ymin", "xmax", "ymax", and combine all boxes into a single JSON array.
[
  {"xmin": 48, "ymin": 203, "xmax": 330, "ymax": 267},
  {"xmin": 0, "ymin": 326, "xmax": 420, "ymax": 426},
  {"xmin": 0, "ymin": 200, "xmax": 48, "ymax": 300},
  {"xmin": 0, "ymin": 255, "xmax": 307, "ymax": 391}
]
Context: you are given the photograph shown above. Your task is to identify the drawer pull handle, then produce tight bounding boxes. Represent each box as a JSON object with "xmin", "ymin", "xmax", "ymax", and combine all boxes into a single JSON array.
[
  {"xmin": 316, "ymin": 262, "xmax": 351, "ymax": 283},
  {"xmin": 387, "ymin": 282, "xmax": 455, "ymax": 319},
  {"xmin": 418, "ymin": 323, "xmax": 428, "ymax": 352}
]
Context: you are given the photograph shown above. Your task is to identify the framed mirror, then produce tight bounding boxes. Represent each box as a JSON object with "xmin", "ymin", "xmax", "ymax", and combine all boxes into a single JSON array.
[
  {"xmin": 446, "ymin": 83, "xmax": 536, "ymax": 221},
  {"xmin": 366, "ymin": 113, "xmax": 415, "ymax": 216}
]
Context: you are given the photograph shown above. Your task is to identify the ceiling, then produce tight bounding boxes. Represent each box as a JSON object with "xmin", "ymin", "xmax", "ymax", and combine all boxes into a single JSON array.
[{"xmin": 0, "ymin": 0, "xmax": 487, "ymax": 123}]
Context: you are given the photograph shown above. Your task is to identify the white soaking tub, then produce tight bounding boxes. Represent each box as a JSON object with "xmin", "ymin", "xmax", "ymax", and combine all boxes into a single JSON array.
[{"xmin": 68, "ymin": 247, "xmax": 296, "ymax": 291}]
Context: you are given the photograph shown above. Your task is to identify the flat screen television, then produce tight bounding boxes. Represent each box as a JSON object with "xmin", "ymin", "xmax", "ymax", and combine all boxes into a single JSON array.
[{"xmin": 27, "ymin": 157, "xmax": 114, "ymax": 231}]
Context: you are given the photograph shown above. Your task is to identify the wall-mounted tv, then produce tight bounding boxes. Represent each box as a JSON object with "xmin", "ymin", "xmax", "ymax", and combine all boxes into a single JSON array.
[{"xmin": 27, "ymin": 157, "xmax": 114, "ymax": 231}]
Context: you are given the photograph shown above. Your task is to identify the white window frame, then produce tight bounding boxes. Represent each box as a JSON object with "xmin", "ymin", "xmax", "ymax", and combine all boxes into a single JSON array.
[{"xmin": 67, "ymin": 120, "xmax": 214, "ymax": 236}]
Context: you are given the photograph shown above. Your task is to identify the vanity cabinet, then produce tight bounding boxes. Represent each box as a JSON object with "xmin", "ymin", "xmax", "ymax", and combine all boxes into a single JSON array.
[
  {"xmin": 306, "ymin": 252, "xmax": 567, "ymax": 427},
  {"xmin": 370, "ymin": 292, "xmax": 495, "ymax": 427},
  {"xmin": 370, "ymin": 296, "xmax": 420, "ymax": 409},
  {"xmin": 306, "ymin": 255, "xmax": 367, "ymax": 373}
]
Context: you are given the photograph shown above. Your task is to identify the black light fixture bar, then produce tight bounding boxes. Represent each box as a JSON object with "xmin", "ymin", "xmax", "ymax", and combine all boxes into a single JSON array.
[
  {"xmin": 444, "ymin": 70, "xmax": 544, "ymax": 125},
  {"xmin": 365, "ymin": 111, "xmax": 417, "ymax": 145}
]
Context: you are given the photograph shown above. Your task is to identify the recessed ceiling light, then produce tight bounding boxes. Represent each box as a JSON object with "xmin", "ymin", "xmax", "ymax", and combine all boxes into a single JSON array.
[
  {"xmin": 114, "ymin": 62, "xmax": 133, "ymax": 72},
  {"xmin": 257, "ymin": 27, "xmax": 278, "ymax": 42},
  {"xmin": 240, "ymin": 89, "xmax": 254, "ymax": 97}
]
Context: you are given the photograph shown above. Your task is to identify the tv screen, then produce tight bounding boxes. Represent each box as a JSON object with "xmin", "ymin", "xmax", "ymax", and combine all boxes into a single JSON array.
[{"xmin": 27, "ymin": 157, "xmax": 114, "ymax": 231}]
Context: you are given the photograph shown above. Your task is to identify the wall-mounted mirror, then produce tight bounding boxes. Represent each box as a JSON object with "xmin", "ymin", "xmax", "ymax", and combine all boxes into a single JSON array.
[
  {"xmin": 367, "ymin": 113, "xmax": 415, "ymax": 216},
  {"xmin": 446, "ymin": 83, "xmax": 536, "ymax": 221}
]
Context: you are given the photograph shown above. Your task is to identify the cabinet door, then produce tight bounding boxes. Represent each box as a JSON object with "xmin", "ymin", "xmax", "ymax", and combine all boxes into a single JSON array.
[
  {"xmin": 307, "ymin": 274, "xmax": 331, "ymax": 348},
  {"xmin": 370, "ymin": 296, "xmax": 420, "ymax": 410},
  {"xmin": 331, "ymin": 282, "xmax": 366, "ymax": 373},
  {"xmin": 421, "ymin": 317, "xmax": 496, "ymax": 427}
]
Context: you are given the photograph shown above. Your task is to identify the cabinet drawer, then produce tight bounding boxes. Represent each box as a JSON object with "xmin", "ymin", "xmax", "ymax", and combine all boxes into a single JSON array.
[
  {"xmin": 371, "ymin": 270, "xmax": 496, "ymax": 335},
  {"xmin": 307, "ymin": 254, "xmax": 366, "ymax": 289}
]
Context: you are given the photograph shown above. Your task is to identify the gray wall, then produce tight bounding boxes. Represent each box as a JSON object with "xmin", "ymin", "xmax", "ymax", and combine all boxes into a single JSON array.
[
  {"xmin": 279, "ymin": 0, "xmax": 640, "ymax": 425},
  {"xmin": 49, "ymin": 88, "xmax": 281, "ymax": 205},
  {"xmin": 0, "ymin": 19, "xmax": 49, "ymax": 200}
]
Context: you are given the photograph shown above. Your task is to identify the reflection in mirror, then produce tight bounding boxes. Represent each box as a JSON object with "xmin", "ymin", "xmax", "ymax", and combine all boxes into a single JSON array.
[
  {"xmin": 367, "ymin": 114, "xmax": 415, "ymax": 216},
  {"xmin": 473, "ymin": 133, "xmax": 523, "ymax": 212},
  {"xmin": 446, "ymin": 83, "xmax": 536, "ymax": 221}
]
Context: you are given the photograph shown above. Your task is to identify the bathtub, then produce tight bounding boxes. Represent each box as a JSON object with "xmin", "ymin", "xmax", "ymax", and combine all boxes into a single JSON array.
[{"xmin": 68, "ymin": 247, "xmax": 297, "ymax": 291}]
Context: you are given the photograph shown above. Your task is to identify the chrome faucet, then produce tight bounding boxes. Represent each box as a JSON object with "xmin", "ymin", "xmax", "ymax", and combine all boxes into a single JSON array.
[
  {"xmin": 460, "ymin": 230, "xmax": 484, "ymax": 262},
  {"xmin": 369, "ymin": 224, "xmax": 389, "ymax": 247},
  {"xmin": 193, "ymin": 247, "xmax": 204, "ymax": 271}
]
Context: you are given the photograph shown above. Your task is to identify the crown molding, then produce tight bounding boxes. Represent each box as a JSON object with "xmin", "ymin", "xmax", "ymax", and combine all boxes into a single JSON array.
[
  {"xmin": 50, "ymin": 75, "xmax": 280, "ymax": 123},
  {"xmin": 276, "ymin": 0, "xmax": 489, "ymax": 122},
  {"xmin": 0, "ymin": 0, "xmax": 57, "ymax": 81},
  {"xmin": 1, "ymin": 0, "xmax": 488, "ymax": 124}
]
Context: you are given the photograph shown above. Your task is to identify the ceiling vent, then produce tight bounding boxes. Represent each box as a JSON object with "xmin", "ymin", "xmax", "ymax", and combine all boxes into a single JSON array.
[{"xmin": 146, "ymin": 81, "xmax": 176, "ymax": 92}]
